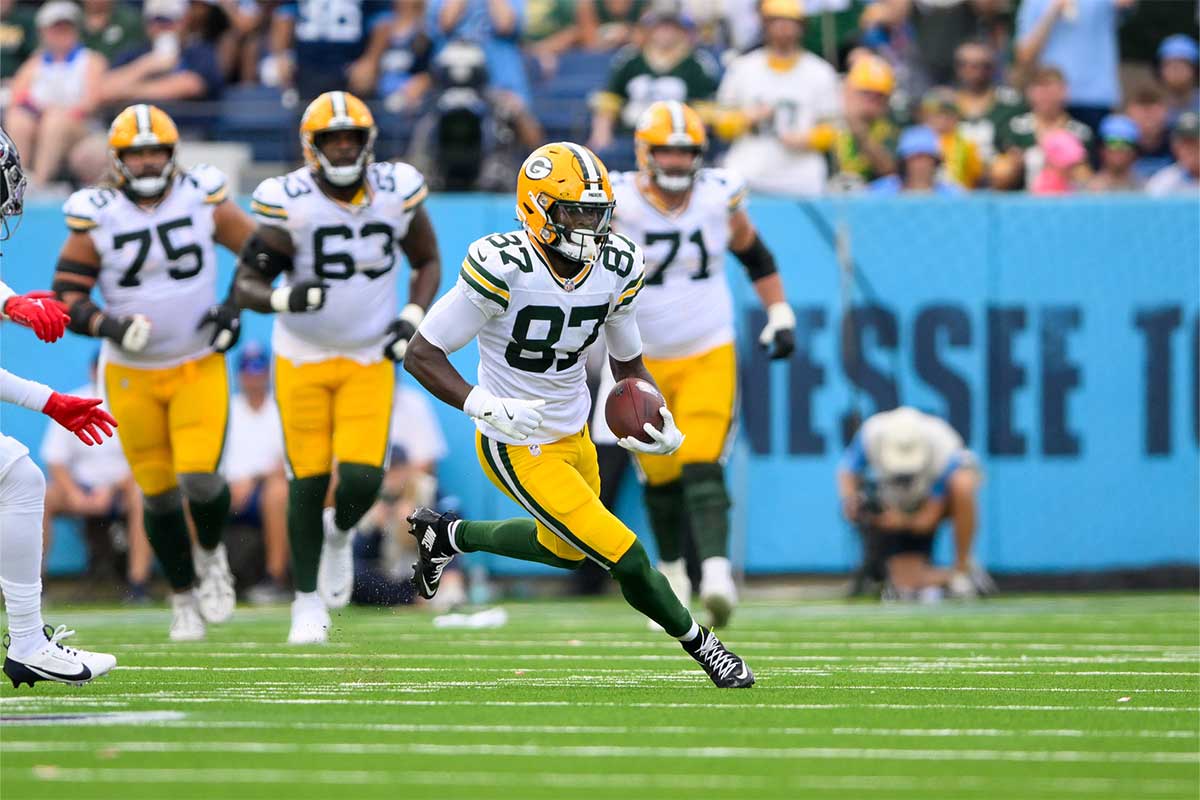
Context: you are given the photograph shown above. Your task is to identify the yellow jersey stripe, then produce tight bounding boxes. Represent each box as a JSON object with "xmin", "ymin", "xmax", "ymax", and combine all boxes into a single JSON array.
[
  {"xmin": 205, "ymin": 185, "xmax": 229, "ymax": 205},
  {"xmin": 728, "ymin": 187, "xmax": 748, "ymax": 210},
  {"xmin": 251, "ymin": 201, "xmax": 288, "ymax": 219},
  {"xmin": 461, "ymin": 260, "xmax": 510, "ymax": 300},
  {"xmin": 65, "ymin": 215, "xmax": 98, "ymax": 231},
  {"xmin": 402, "ymin": 183, "xmax": 428, "ymax": 210}
]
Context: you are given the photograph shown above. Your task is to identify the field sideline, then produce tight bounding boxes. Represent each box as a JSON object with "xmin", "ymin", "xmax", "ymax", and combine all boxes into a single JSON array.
[{"xmin": 2, "ymin": 593, "xmax": 1197, "ymax": 800}]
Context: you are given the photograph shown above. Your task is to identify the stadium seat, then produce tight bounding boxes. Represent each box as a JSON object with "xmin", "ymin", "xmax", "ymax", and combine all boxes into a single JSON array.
[{"xmin": 212, "ymin": 85, "xmax": 297, "ymax": 163}]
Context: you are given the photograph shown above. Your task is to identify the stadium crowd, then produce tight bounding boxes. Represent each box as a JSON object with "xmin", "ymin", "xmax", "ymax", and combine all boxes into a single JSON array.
[{"xmin": 0, "ymin": 0, "xmax": 1196, "ymax": 198}]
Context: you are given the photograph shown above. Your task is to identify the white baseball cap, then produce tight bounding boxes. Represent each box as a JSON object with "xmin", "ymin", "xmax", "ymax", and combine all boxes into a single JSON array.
[
  {"xmin": 36, "ymin": 1, "xmax": 82, "ymax": 29},
  {"xmin": 144, "ymin": 0, "xmax": 188, "ymax": 21}
]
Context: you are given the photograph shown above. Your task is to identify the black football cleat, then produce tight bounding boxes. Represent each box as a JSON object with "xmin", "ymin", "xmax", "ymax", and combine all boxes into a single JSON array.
[
  {"xmin": 406, "ymin": 507, "xmax": 459, "ymax": 600},
  {"xmin": 682, "ymin": 626, "xmax": 755, "ymax": 688}
]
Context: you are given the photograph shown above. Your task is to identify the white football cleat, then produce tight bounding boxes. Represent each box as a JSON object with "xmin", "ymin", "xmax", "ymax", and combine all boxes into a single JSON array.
[
  {"xmin": 3, "ymin": 625, "xmax": 117, "ymax": 687},
  {"xmin": 317, "ymin": 507, "xmax": 355, "ymax": 609},
  {"xmin": 648, "ymin": 559, "xmax": 692, "ymax": 632},
  {"xmin": 168, "ymin": 591, "xmax": 206, "ymax": 642},
  {"xmin": 194, "ymin": 543, "xmax": 236, "ymax": 623},
  {"xmin": 700, "ymin": 556, "xmax": 737, "ymax": 629},
  {"xmin": 288, "ymin": 593, "xmax": 331, "ymax": 644}
]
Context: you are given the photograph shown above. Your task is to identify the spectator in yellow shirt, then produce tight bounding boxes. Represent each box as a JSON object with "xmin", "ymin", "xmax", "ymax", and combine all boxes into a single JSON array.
[{"xmin": 920, "ymin": 87, "xmax": 982, "ymax": 189}]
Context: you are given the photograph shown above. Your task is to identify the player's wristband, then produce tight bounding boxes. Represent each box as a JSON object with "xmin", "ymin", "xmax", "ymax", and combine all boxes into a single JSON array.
[
  {"xmin": 399, "ymin": 303, "xmax": 425, "ymax": 329},
  {"xmin": 462, "ymin": 385, "xmax": 494, "ymax": 419},
  {"xmin": 269, "ymin": 287, "xmax": 293, "ymax": 313}
]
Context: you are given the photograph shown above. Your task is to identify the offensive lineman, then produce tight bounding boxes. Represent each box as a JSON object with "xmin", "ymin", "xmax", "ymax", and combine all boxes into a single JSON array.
[
  {"xmin": 404, "ymin": 141, "xmax": 754, "ymax": 688},
  {"xmin": 53, "ymin": 105, "xmax": 253, "ymax": 642},
  {"xmin": 0, "ymin": 128, "xmax": 118, "ymax": 686},
  {"xmin": 233, "ymin": 91, "xmax": 441, "ymax": 643},
  {"xmin": 603, "ymin": 100, "xmax": 796, "ymax": 627}
]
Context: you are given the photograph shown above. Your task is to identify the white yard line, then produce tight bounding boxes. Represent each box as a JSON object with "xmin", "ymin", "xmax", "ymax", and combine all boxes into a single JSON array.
[
  {"xmin": 20, "ymin": 766, "xmax": 1195, "ymax": 795},
  {"xmin": 33, "ymin": 717, "xmax": 1193, "ymax": 741},
  {"xmin": 4, "ymin": 739, "xmax": 1198, "ymax": 764}
]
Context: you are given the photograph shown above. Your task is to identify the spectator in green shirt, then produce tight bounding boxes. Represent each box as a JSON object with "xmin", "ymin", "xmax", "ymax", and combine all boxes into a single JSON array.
[
  {"xmin": 951, "ymin": 39, "xmax": 1025, "ymax": 166},
  {"xmin": 588, "ymin": 3, "xmax": 720, "ymax": 152},
  {"xmin": 79, "ymin": 0, "xmax": 147, "ymax": 61},
  {"xmin": 991, "ymin": 65, "xmax": 1093, "ymax": 191},
  {"xmin": 0, "ymin": 0, "xmax": 38, "ymax": 81}
]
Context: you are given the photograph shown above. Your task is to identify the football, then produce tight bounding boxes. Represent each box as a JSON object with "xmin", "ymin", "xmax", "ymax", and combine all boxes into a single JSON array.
[{"xmin": 605, "ymin": 377, "xmax": 665, "ymax": 443}]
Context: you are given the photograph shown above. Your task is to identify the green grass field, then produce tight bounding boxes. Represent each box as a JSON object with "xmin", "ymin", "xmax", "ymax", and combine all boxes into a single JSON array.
[{"xmin": 2, "ymin": 593, "xmax": 1198, "ymax": 800}]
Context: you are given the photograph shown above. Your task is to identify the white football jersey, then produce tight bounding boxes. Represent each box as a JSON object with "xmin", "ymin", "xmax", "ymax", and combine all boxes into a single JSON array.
[
  {"xmin": 250, "ymin": 161, "xmax": 428, "ymax": 364},
  {"xmin": 63, "ymin": 165, "xmax": 229, "ymax": 368},
  {"xmin": 610, "ymin": 168, "xmax": 745, "ymax": 359},
  {"xmin": 457, "ymin": 229, "xmax": 645, "ymax": 445}
]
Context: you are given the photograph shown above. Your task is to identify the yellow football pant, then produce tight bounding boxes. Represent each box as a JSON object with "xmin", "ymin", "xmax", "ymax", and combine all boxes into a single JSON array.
[
  {"xmin": 273, "ymin": 355, "xmax": 395, "ymax": 479},
  {"xmin": 477, "ymin": 427, "xmax": 636, "ymax": 568},
  {"xmin": 637, "ymin": 341, "xmax": 737, "ymax": 485},
  {"xmin": 103, "ymin": 352, "xmax": 229, "ymax": 496}
]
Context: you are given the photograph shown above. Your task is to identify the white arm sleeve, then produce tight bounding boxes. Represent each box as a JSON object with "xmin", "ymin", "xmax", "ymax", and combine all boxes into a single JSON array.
[
  {"xmin": 0, "ymin": 368, "xmax": 52, "ymax": 411},
  {"xmin": 417, "ymin": 285, "xmax": 493, "ymax": 355},
  {"xmin": 0, "ymin": 280, "xmax": 15, "ymax": 317},
  {"xmin": 604, "ymin": 309, "xmax": 643, "ymax": 363}
]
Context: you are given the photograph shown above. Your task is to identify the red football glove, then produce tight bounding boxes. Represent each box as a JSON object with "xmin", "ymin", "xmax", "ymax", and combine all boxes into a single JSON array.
[
  {"xmin": 42, "ymin": 392, "xmax": 118, "ymax": 446},
  {"xmin": 4, "ymin": 291, "xmax": 69, "ymax": 343}
]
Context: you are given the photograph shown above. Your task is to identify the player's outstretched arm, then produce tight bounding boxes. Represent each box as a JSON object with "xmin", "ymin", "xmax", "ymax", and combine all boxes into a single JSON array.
[
  {"xmin": 232, "ymin": 225, "xmax": 325, "ymax": 314},
  {"xmin": 729, "ymin": 208, "xmax": 795, "ymax": 360},
  {"xmin": 0, "ymin": 281, "xmax": 69, "ymax": 343},
  {"xmin": 407, "ymin": 287, "xmax": 544, "ymax": 441},
  {"xmin": 51, "ymin": 232, "xmax": 151, "ymax": 352},
  {"xmin": 385, "ymin": 206, "xmax": 443, "ymax": 362},
  {"xmin": 0, "ymin": 368, "xmax": 117, "ymax": 446}
]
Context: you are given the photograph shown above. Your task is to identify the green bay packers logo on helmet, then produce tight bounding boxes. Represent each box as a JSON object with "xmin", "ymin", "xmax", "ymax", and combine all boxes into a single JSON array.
[{"xmin": 523, "ymin": 155, "xmax": 553, "ymax": 180}]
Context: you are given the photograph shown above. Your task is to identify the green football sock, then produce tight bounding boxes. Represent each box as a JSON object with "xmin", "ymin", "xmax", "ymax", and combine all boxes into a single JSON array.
[
  {"xmin": 143, "ymin": 503, "xmax": 195, "ymax": 590},
  {"xmin": 610, "ymin": 540, "xmax": 693, "ymax": 637},
  {"xmin": 681, "ymin": 463, "xmax": 732, "ymax": 562},
  {"xmin": 456, "ymin": 518, "xmax": 584, "ymax": 570},
  {"xmin": 187, "ymin": 484, "xmax": 230, "ymax": 551},
  {"xmin": 334, "ymin": 463, "xmax": 383, "ymax": 532},
  {"xmin": 644, "ymin": 480, "xmax": 685, "ymax": 562},
  {"xmin": 288, "ymin": 474, "xmax": 331, "ymax": 593}
]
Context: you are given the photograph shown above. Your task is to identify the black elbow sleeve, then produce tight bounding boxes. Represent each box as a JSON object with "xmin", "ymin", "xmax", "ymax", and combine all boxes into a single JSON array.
[
  {"xmin": 732, "ymin": 235, "xmax": 777, "ymax": 281},
  {"xmin": 240, "ymin": 230, "xmax": 293, "ymax": 279}
]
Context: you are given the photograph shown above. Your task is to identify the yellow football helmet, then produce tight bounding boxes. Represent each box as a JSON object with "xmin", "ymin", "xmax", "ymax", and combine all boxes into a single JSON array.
[
  {"xmin": 516, "ymin": 142, "xmax": 614, "ymax": 264},
  {"xmin": 635, "ymin": 100, "xmax": 707, "ymax": 192},
  {"xmin": 108, "ymin": 104, "xmax": 179, "ymax": 197},
  {"xmin": 300, "ymin": 91, "xmax": 377, "ymax": 187},
  {"xmin": 847, "ymin": 54, "xmax": 896, "ymax": 96}
]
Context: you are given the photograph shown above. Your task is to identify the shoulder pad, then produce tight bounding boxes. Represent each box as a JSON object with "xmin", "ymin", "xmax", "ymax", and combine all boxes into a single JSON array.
[
  {"xmin": 369, "ymin": 161, "xmax": 429, "ymax": 210},
  {"xmin": 184, "ymin": 163, "xmax": 230, "ymax": 204},
  {"xmin": 605, "ymin": 234, "xmax": 645, "ymax": 310},
  {"xmin": 250, "ymin": 176, "xmax": 293, "ymax": 224},
  {"xmin": 698, "ymin": 168, "xmax": 749, "ymax": 210},
  {"xmin": 62, "ymin": 186, "xmax": 117, "ymax": 232},
  {"xmin": 460, "ymin": 232, "xmax": 529, "ymax": 313}
]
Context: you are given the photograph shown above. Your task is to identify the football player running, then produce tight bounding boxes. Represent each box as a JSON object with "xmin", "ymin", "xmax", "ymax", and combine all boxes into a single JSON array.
[
  {"xmin": 404, "ymin": 142, "xmax": 754, "ymax": 688},
  {"xmin": 0, "ymin": 128, "xmax": 118, "ymax": 687},
  {"xmin": 603, "ymin": 100, "xmax": 796, "ymax": 628},
  {"xmin": 53, "ymin": 105, "xmax": 253, "ymax": 642},
  {"xmin": 233, "ymin": 92, "xmax": 441, "ymax": 643}
]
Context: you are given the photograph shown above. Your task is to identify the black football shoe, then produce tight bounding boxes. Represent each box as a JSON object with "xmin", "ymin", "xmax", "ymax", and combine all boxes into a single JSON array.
[
  {"xmin": 682, "ymin": 626, "xmax": 755, "ymax": 688},
  {"xmin": 406, "ymin": 507, "xmax": 459, "ymax": 600}
]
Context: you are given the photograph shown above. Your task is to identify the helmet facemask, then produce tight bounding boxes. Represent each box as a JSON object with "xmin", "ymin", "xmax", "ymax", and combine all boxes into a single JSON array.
[
  {"xmin": 646, "ymin": 144, "xmax": 703, "ymax": 193},
  {"xmin": 312, "ymin": 127, "xmax": 375, "ymax": 187},
  {"xmin": 0, "ymin": 148, "xmax": 27, "ymax": 241},
  {"xmin": 114, "ymin": 144, "xmax": 176, "ymax": 199},
  {"xmin": 543, "ymin": 196, "xmax": 614, "ymax": 264}
]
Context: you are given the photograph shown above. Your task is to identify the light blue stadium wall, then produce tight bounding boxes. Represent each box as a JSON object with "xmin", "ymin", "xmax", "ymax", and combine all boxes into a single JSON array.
[{"xmin": 3, "ymin": 194, "xmax": 1196, "ymax": 575}]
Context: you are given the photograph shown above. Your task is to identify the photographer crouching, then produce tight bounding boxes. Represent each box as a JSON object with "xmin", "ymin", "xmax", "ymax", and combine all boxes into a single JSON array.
[{"xmin": 837, "ymin": 407, "xmax": 995, "ymax": 602}]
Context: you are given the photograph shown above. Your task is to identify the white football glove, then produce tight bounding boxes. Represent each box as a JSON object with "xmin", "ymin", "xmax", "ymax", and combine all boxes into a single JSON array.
[
  {"xmin": 463, "ymin": 385, "xmax": 545, "ymax": 441},
  {"xmin": 119, "ymin": 314, "xmax": 152, "ymax": 353},
  {"xmin": 617, "ymin": 405, "xmax": 685, "ymax": 456},
  {"xmin": 758, "ymin": 301, "xmax": 796, "ymax": 360}
]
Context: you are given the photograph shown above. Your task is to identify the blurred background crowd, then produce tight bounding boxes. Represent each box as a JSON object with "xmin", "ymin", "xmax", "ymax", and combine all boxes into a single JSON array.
[{"xmin": 1, "ymin": 0, "xmax": 1197, "ymax": 199}]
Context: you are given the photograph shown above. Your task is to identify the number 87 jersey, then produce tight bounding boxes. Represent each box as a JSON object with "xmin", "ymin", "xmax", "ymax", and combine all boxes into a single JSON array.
[
  {"xmin": 250, "ymin": 160, "xmax": 427, "ymax": 362},
  {"xmin": 451, "ymin": 229, "xmax": 645, "ymax": 445}
]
